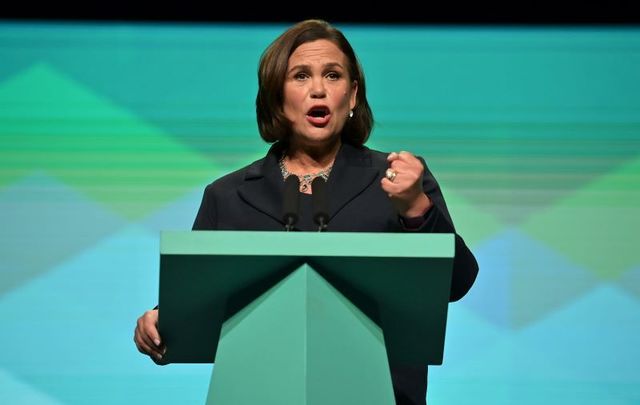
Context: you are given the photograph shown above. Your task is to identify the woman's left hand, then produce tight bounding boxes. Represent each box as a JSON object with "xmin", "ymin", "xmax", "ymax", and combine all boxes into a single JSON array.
[{"xmin": 381, "ymin": 151, "xmax": 433, "ymax": 218}]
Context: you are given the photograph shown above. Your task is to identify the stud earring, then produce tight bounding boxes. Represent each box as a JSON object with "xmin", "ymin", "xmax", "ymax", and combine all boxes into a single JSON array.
[{"xmin": 349, "ymin": 110, "xmax": 354, "ymax": 118}]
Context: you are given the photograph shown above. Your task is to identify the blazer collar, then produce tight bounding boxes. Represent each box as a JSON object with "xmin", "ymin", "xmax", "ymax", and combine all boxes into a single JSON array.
[{"xmin": 238, "ymin": 142, "xmax": 379, "ymax": 226}]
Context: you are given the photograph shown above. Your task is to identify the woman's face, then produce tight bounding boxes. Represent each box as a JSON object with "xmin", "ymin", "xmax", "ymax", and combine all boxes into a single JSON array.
[{"xmin": 283, "ymin": 39, "xmax": 357, "ymax": 149}]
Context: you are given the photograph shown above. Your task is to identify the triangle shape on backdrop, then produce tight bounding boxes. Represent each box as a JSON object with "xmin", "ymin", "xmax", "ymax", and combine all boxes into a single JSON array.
[
  {"xmin": 139, "ymin": 185, "xmax": 205, "ymax": 233},
  {"xmin": 437, "ymin": 183, "xmax": 504, "ymax": 247},
  {"xmin": 0, "ymin": 224, "xmax": 211, "ymax": 404},
  {"xmin": 615, "ymin": 264, "xmax": 640, "ymax": 299},
  {"xmin": 463, "ymin": 228, "xmax": 598, "ymax": 330},
  {"xmin": 0, "ymin": 172, "xmax": 126, "ymax": 295},
  {"xmin": 517, "ymin": 284, "xmax": 640, "ymax": 384},
  {"xmin": 0, "ymin": 63, "xmax": 220, "ymax": 220},
  {"xmin": 521, "ymin": 155, "xmax": 640, "ymax": 279}
]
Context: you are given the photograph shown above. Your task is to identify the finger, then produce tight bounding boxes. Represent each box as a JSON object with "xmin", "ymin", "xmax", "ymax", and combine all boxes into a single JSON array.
[
  {"xmin": 137, "ymin": 319, "xmax": 163, "ymax": 357},
  {"xmin": 390, "ymin": 158, "xmax": 424, "ymax": 181},
  {"xmin": 390, "ymin": 165, "xmax": 422, "ymax": 185},
  {"xmin": 389, "ymin": 159, "xmax": 411, "ymax": 172},
  {"xmin": 396, "ymin": 151, "xmax": 421, "ymax": 165},
  {"xmin": 140, "ymin": 328, "xmax": 163, "ymax": 357},
  {"xmin": 142, "ymin": 310, "xmax": 162, "ymax": 346},
  {"xmin": 390, "ymin": 152, "xmax": 419, "ymax": 166},
  {"xmin": 135, "ymin": 328, "xmax": 162, "ymax": 358},
  {"xmin": 386, "ymin": 166, "xmax": 417, "ymax": 188},
  {"xmin": 151, "ymin": 344, "xmax": 168, "ymax": 364},
  {"xmin": 382, "ymin": 170, "xmax": 421, "ymax": 195},
  {"xmin": 144, "ymin": 323, "xmax": 162, "ymax": 348},
  {"xmin": 387, "ymin": 151, "xmax": 399, "ymax": 162},
  {"xmin": 380, "ymin": 177, "xmax": 404, "ymax": 194},
  {"xmin": 152, "ymin": 354, "xmax": 170, "ymax": 366},
  {"xmin": 135, "ymin": 328, "xmax": 161, "ymax": 357}
]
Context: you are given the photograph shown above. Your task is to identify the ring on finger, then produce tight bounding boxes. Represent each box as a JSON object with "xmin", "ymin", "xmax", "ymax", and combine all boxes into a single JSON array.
[{"xmin": 385, "ymin": 168, "xmax": 397, "ymax": 182}]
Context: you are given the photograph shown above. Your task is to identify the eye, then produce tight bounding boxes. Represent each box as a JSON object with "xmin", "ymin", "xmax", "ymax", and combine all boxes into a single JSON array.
[
  {"xmin": 326, "ymin": 72, "xmax": 341, "ymax": 80},
  {"xmin": 294, "ymin": 72, "xmax": 309, "ymax": 81}
]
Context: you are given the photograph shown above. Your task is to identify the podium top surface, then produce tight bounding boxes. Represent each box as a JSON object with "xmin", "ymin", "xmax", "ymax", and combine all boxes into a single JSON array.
[{"xmin": 161, "ymin": 231, "xmax": 454, "ymax": 258}]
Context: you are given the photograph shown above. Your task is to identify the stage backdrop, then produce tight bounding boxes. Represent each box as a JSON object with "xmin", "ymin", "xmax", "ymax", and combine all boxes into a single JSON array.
[{"xmin": 1, "ymin": 22, "xmax": 639, "ymax": 404}]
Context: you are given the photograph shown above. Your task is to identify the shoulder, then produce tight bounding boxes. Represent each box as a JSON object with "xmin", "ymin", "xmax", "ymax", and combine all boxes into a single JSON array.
[
  {"xmin": 342, "ymin": 143, "xmax": 389, "ymax": 168},
  {"xmin": 348, "ymin": 143, "xmax": 431, "ymax": 167},
  {"xmin": 364, "ymin": 146, "xmax": 391, "ymax": 166}
]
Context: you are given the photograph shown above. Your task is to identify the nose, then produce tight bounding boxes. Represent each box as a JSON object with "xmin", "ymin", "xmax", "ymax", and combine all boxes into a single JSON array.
[{"xmin": 310, "ymin": 77, "xmax": 326, "ymax": 98}]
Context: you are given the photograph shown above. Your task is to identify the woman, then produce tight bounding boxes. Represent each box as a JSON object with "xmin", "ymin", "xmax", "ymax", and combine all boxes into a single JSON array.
[{"xmin": 135, "ymin": 19, "xmax": 478, "ymax": 405}]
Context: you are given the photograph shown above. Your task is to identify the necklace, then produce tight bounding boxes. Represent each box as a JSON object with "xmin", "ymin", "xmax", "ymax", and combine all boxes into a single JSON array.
[{"xmin": 279, "ymin": 154, "xmax": 333, "ymax": 193}]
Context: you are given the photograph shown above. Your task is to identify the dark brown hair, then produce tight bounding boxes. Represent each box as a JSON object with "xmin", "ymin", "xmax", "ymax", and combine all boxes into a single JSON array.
[{"xmin": 256, "ymin": 19, "xmax": 374, "ymax": 146}]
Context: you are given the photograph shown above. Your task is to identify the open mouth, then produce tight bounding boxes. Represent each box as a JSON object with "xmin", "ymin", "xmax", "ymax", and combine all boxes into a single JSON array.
[{"xmin": 307, "ymin": 106, "xmax": 330, "ymax": 118}]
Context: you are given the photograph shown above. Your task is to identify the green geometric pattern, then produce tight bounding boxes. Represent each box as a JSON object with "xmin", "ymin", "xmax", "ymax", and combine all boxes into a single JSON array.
[
  {"xmin": 522, "ymin": 156, "xmax": 640, "ymax": 278},
  {"xmin": 1, "ymin": 22, "xmax": 639, "ymax": 404},
  {"xmin": 0, "ymin": 63, "xmax": 218, "ymax": 219}
]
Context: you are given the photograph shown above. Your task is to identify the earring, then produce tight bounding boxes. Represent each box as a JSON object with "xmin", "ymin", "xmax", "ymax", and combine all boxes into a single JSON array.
[{"xmin": 349, "ymin": 110, "xmax": 354, "ymax": 118}]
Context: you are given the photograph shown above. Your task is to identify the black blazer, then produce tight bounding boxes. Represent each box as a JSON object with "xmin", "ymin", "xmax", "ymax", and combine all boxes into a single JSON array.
[{"xmin": 193, "ymin": 141, "xmax": 479, "ymax": 405}]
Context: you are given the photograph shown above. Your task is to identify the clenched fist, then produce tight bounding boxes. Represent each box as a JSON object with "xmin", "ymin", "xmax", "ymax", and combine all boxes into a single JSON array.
[{"xmin": 380, "ymin": 151, "xmax": 433, "ymax": 218}]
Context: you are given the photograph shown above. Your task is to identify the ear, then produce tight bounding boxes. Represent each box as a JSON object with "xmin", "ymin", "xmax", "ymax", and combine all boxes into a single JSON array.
[{"xmin": 349, "ymin": 80, "xmax": 358, "ymax": 111}]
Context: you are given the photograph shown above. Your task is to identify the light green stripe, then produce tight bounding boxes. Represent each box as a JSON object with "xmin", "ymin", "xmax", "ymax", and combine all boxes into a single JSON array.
[{"xmin": 160, "ymin": 231, "xmax": 454, "ymax": 258}]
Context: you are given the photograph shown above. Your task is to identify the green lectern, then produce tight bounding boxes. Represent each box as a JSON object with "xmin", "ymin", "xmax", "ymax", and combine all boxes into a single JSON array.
[{"xmin": 158, "ymin": 231, "xmax": 454, "ymax": 405}]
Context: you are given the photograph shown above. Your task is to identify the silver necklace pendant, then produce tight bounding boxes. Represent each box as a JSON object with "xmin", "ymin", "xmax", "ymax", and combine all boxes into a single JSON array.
[{"xmin": 279, "ymin": 154, "xmax": 333, "ymax": 191}]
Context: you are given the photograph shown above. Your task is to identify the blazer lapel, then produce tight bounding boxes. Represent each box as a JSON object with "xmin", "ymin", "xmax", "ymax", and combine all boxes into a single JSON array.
[
  {"xmin": 237, "ymin": 142, "xmax": 380, "ymax": 226},
  {"xmin": 326, "ymin": 143, "xmax": 379, "ymax": 220},
  {"xmin": 237, "ymin": 143, "xmax": 287, "ymax": 225}
]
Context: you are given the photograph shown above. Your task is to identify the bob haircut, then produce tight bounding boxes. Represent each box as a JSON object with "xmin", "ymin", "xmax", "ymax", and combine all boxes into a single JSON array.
[{"xmin": 256, "ymin": 19, "xmax": 374, "ymax": 146}]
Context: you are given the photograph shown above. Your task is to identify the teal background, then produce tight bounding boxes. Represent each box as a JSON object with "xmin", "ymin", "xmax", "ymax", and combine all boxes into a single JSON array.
[{"xmin": 1, "ymin": 22, "xmax": 639, "ymax": 404}]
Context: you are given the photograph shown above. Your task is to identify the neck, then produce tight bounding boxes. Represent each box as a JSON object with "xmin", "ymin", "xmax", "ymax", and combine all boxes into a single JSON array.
[{"xmin": 285, "ymin": 138, "xmax": 341, "ymax": 173}]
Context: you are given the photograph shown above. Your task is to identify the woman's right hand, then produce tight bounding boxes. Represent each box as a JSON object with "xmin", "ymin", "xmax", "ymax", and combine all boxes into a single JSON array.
[{"xmin": 134, "ymin": 309, "xmax": 167, "ymax": 364}]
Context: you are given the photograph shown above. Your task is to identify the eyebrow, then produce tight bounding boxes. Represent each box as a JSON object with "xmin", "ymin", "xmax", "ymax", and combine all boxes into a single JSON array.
[{"xmin": 287, "ymin": 62, "xmax": 344, "ymax": 75}]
